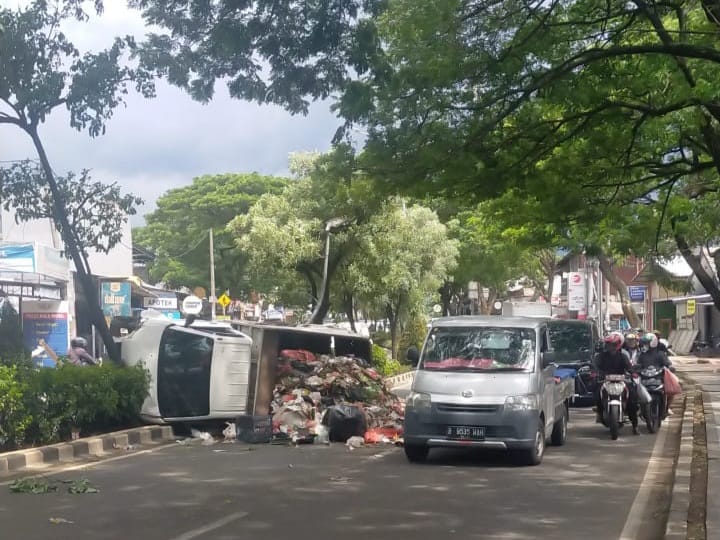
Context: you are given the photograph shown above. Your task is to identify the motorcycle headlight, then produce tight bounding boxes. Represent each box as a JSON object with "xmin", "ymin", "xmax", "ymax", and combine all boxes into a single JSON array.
[
  {"xmin": 505, "ymin": 394, "xmax": 538, "ymax": 411},
  {"xmin": 406, "ymin": 391, "xmax": 432, "ymax": 413}
]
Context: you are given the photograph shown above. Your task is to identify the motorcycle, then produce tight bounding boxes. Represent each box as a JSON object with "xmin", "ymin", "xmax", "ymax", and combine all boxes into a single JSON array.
[
  {"xmin": 638, "ymin": 366, "xmax": 666, "ymax": 433},
  {"xmin": 600, "ymin": 374, "xmax": 630, "ymax": 440}
]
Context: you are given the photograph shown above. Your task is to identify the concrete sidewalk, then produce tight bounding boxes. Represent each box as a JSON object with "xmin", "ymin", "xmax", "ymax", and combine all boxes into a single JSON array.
[{"xmin": 672, "ymin": 355, "xmax": 720, "ymax": 538}]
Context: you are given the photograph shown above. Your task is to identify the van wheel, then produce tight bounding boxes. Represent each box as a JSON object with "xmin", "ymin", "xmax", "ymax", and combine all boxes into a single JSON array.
[
  {"xmin": 518, "ymin": 419, "xmax": 545, "ymax": 466},
  {"xmin": 551, "ymin": 407, "xmax": 568, "ymax": 446},
  {"xmin": 404, "ymin": 444, "xmax": 429, "ymax": 463}
]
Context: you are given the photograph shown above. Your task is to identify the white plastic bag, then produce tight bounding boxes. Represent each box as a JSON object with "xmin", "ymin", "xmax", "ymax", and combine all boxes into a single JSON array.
[{"xmin": 636, "ymin": 381, "xmax": 652, "ymax": 404}]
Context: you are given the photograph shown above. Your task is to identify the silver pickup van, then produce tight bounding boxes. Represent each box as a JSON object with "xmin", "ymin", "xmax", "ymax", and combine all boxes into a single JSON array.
[{"xmin": 403, "ymin": 316, "xmax": 575, "ymax": 466}]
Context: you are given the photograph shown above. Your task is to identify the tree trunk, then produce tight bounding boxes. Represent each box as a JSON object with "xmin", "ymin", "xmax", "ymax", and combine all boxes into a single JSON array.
[
  {"xmin": 597, "ymin": 253, "xmax": 641, "ymax": 328},
  {"xmin": 28, "ymin": 128, "xmax": 120, "ymax": 362},
  {"xmin": 439, "ymin": 281, "xmax": 452, "ymax": 316},
  {"xmin": 344, "ymin": 292, "xmax": 357, "ymax": 333},
  {"xmin": 387, "ymin": 300, "xmax": 401, "ymax": 360},
  {"xmin": 309, "ymin": 282, "xmax": 331, "ymax": 324},
  {"xmin": 674, "ymin": 233, "xmax": 720, "ymax": 311}
]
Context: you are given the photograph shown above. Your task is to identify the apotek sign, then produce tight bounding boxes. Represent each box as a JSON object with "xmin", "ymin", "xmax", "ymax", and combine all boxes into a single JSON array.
[{"xmin": 143, "ymin": 296, "xmax": 178, "ymax": 310}]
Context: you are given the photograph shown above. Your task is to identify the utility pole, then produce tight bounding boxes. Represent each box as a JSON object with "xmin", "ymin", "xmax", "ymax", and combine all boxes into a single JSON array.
[{"xmin": 209, "ymin": 228, "xmax": 216, "ymax": 321}]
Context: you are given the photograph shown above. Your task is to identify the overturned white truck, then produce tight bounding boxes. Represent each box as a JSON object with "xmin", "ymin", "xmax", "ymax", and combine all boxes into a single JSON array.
[
  {"xmin": 119, "ymin": 314, "xmax": 254, "ymax": 424},
  {"xmin": 118, "ymin": 312, "xmax": 372, "ymax": 427}
]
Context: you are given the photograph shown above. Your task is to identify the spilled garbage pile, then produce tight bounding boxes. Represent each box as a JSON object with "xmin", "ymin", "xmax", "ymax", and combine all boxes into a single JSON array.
[{"xmin": 270, "ymin": 349, "xmax": 404, "ymax": 446}]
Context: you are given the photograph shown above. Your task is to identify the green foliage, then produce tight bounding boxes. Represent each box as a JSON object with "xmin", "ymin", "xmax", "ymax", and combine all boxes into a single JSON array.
[
  {"xmin": 0, "ymin": 300, "xmax": 26, "ymax": 363},
  {"xmin": 398, "ymin": 313, "xmax": 428, "ymax": 363},
  {"xmin": 130, "ymin": 0, "xmax": 385, "ymax": 114},
  {"xmin": 349, "ymin": 202, "xmax": 458, "ymax": 358},
  {"xmin": 0, "ymin": 365, "xmax": 32, "ymax": 450},
  {"xmin": 371, "ymin": 344, "xmax": 403, "ymax": 377},
  {"xmin": 134, "ymin": 173, "xmax": 289, "ymax": 292},
  {"xmin": 9, "ymin": 477, "xmax": 58, "ymax": 494},
  {"xmin": 0, "ymin": 364, "xmax": 150, "ymax": 451},
  {"xmin": 0, "ymin": 164, "xmax": 142, "ymax": 258}
]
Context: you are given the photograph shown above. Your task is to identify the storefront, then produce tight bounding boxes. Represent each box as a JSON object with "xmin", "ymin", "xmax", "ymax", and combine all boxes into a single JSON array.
[{"xmin": 0, "ymin": 242, "xmax": 72, "ymax": 366}]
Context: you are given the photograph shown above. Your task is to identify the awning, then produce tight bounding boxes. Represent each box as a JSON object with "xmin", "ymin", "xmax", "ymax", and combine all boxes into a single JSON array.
[{"xmin": 663, "ymin": 294, "xmax": 713, "ymax": 304}]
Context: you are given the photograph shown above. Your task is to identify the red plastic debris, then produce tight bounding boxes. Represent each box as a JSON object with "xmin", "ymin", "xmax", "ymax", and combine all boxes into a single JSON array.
[
  {"xmin": 280, "ymin": 349, "xmax": 317, "ymax": 363},
  {"xmin": 364, "ymin": 427, "xmax": 403, "ymax": 444}
]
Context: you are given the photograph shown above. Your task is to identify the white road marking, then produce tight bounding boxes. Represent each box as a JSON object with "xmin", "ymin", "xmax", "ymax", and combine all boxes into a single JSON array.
[
  {"xmin": 618, "ymin": 414, "xmax": 676, "ymax": 540},
  {"xmin": 168, "ymin": 512, "xmax": 248, "ymax": 540},
  {"xmin": 0, "ymin": 442, "xmax": 178, "ymax": 486}
]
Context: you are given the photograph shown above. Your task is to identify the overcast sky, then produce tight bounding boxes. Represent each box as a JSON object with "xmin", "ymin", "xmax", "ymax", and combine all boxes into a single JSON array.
[{"xmin": 0, "ymin": 2, "xmax": 341, "ymax": 224}]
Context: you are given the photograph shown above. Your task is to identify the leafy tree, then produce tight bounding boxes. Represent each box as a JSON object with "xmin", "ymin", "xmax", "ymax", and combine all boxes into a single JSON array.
[
  {"xmin": 0, "ymin": 1, "xmax": 153, "ymax": 361},
  {"xmin": 229, "ymin": 149, "xmax": 381, "ymax": 322},
  {"xmin": 348, "ymin": 0, "xmax": 720, "ymax": 312},
  {"xmin": 348, "ymin": 203, "xmax": 458, "ymax": 359},
  {"xmin": 134, "ymin": 173, "xmax": 289, "ymax": 294},
  {"xmin": 129, "ymin": 0, "xmax": 387, "ymax": 115}
]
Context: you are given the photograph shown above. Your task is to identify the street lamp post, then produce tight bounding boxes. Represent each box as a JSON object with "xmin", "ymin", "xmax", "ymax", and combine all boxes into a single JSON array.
[{"xmin": 308, "ymin": 218, "xmax": 347, "ymax": 324}]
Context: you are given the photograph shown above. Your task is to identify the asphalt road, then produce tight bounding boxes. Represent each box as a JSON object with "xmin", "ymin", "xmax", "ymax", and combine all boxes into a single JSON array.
[{"xmin": 0, "ymin": 408, "xmax": 678, "ymax": 540}]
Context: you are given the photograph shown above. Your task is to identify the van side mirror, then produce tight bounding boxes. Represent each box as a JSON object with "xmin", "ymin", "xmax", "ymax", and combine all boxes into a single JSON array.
[
  {"xmin": 406, "ymin": 346, "xmax": 420, "ymax": 367},
  {"xmin": 542, "ymin": 351, "xmax": 557, "ymax": 368}
]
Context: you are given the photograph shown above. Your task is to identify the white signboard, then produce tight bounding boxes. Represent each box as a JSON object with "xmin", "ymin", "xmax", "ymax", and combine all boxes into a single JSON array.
[
  {"xmin": 182, "ymin": 295, "xmax": 203, "ymax": 315},
  {"xmin": 143, "ymin": 296, "xmax": 178, "ymax": 310},
  {"xmin": 568, "ymin": 272, "xmax": 586, "ymax": 311}
]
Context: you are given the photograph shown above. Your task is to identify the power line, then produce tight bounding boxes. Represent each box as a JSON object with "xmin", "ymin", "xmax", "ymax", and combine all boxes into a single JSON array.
[{"xmin": 157, "ymin": 230, "xmax": 209, "ymax": 260}]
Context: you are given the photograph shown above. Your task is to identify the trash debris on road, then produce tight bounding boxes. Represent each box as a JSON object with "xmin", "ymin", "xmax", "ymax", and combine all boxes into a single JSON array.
[
  {"xmin": 346, "ymin": 436, "xmax": 365, "ymax": 449},
  {"xmin": 222, "ymin": 422, "xmax": 237, "ymax": 441},
  {"xmin": 49, "ymin": 517, "xmax": 74, "ymax": 525},
  {"xmin": 271, "ymin": 349, "xmax": 404, "ymax": 446},
  {"xmin": 190, "ymin": 429, "xmax": 216, "ymax": 446}
]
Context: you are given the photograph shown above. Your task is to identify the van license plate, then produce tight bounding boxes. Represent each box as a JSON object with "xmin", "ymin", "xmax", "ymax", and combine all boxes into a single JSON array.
[{"xmin": 447, "ymin": 426, "xmax": 485, "ymax": 440}]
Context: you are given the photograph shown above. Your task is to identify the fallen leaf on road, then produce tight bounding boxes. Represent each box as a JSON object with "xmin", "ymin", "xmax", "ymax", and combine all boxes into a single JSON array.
[
  {"xmin": 67, "ymin": 479, "xmax": 99, "ymax": 494},
  {"xmin": 49, "ymin": 517, "xmax": 74, "ymax": 525},
  {"xmin": 9, "ymin": 478, "xmax": 58, "ymax": 494}
]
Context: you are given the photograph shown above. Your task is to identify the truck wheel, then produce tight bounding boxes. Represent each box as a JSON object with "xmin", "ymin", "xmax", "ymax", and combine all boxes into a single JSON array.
[
  {"xmin": 404, "ymin": 444, "xmax": 429, "ymax": 463},
  {"xmin": 518, "ymin": 418, "xmax": 545, "ymax": 466},
  {"xmin": 551, "ymin": 407, "xmax": 568, "ymax": 446}
]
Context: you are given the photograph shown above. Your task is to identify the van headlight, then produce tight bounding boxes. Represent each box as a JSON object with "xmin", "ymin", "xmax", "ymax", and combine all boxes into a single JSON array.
[
  {"xmin": 505, "ymin": 394, "xmax": 538, "ymax": 411},
  {"xmin": 406, "ymin": 391, "xmax": 432, "ymax": 413}
]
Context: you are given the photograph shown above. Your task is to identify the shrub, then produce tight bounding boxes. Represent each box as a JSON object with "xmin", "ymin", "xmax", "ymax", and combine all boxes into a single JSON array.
[
  {"xmin": 399, "ymin": 313, "xmax": 428, "ymax": 363},
  {"xmin": 3, "ymin": 364, "xmax": 150, "ymax": 450},
  {"xmin": 371, "ymin": 344, "xmax": 404, "ymax": 377},
  {"xmin": 0, "ymin": 300, "xmax": 28, "ymax": 367},
  {"xmin": 0, "ymin": 365, "xmax": 32, "ymax": 450}
]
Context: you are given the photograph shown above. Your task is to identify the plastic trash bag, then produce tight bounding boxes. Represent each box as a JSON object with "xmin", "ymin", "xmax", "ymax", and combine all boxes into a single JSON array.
[
  {"xmin": 323, "ymin": 405, "xmax": 367, "ymax": 443},
  {"xmin": 636, "ymin": 381, "xmax": 652, "ymax": 404},
  {"xmin": 664, "ymin": 368, "xmax": 682, "ymax": 396}
]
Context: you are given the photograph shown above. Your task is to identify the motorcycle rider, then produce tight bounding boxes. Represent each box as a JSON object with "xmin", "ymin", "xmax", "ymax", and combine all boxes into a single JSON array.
[
  {"xmin": 623, "ymin": 332, "xmax": 641, "ymax": 365},
  {"xmin": 67, "ymin": 337, "xmax": 99, "ymax": 366},
  {"xmin": 596, "ymin": 333, "xmax": 640, "ymax": 434},
  {"xmin": 637, "ymin": 332, "xmax": 674, "ymax": 415},
  {"xmin": 652, "ymin": 329, "xmax": 670, "ymax": 354}
]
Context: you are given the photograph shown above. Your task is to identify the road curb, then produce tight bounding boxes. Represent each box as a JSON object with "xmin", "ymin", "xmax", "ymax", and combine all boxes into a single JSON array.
[
  {"xmin": 665, "ymin": 391, "xmax": 693, "ymax": 539},
  {"xmin": 385, "ymin": 370, "xmax": 415, "ymax": 388},
  {"xmin": 0, "ymin": 425, "xmax": 174, "ymax": 476}
]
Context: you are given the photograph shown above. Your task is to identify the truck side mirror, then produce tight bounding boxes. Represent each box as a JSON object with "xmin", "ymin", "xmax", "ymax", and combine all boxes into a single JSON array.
[
  {"xmin": 542, "ymin": 351, "xmax": 557, "ymax": 368},
  {"xmin": 406, "ymin": 346, "xmax": 420, "ymax": 367}
]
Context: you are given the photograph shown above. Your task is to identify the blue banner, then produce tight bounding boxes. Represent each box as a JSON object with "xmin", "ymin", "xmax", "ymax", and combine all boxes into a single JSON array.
[
  {"xmin": 23, "ymin": 312, "xmax": 68, "ymax": 368},
  {"xmin": 0, "ymin": 243, "xmax": 35, "ymax": 273},
  {"xmin": 628, "ymin": 286, "xmax": 646, "ymax": 302}
]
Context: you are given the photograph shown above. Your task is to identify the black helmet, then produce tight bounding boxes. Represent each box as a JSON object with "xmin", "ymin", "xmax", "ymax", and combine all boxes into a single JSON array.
[{"xmin": 71, "ymin": 336, "xmax": 88, "ymax": 349}]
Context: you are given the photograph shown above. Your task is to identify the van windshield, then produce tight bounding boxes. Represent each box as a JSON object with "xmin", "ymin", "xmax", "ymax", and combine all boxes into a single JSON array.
[{"xmin": 420, "ymin": 327, "xmax": 536, "ymax": 372}]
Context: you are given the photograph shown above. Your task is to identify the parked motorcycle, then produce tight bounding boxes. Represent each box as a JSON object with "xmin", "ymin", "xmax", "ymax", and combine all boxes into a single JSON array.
[
  {"xmin": 600, "ymin": 374, "xmax": 630, "ymax": 440},
  {"xmin": 638, "ymin": 366, "xmax": 666, "ymax": 433}
]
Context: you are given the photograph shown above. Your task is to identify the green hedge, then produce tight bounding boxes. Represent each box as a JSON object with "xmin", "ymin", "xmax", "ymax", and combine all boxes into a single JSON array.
[
  {"xmin": 0, "ymin": 364, "xmax": 150, "ymax": 452},
  {"xmin": 371, "ymin": 344, "xmax": 406, "ymax": 377}
]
